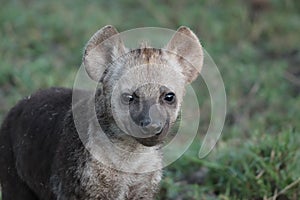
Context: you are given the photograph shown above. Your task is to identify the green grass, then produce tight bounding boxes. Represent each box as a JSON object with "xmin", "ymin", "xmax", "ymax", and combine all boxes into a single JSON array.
[
  {"xmin": 0, "ymin": 0, "xmax": 300, "ymax": 199},
  {"xmin": 158, "ymin": 130, "xmax": 300, "ymax": 199}
]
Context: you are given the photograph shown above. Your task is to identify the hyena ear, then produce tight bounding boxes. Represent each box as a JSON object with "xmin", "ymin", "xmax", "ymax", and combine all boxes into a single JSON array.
[
  {"xmin": 83, "ymin": 25, "xmax": 126, "ymax": 81},
  {"xmin": 166, "ymin": 26, "xmax": 204, "ymax": 84}
]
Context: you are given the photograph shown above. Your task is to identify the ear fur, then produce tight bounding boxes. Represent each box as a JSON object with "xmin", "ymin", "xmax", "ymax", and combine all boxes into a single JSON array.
[
  {"xmin": 83, "ymin": 25, "xmax": 125, "ymax": 81},
  {"xmin": 166, "ymin": 26, "xmax": 204, "ymax": 84}
]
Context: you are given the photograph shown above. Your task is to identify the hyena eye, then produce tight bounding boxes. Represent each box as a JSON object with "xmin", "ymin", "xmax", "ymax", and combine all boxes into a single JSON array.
[
  {"xmin": 121, "ymin": 93, "xmax": 134, "ymax": 104},
  {"xmin": 164, "ymin": 92, "xmax": 176, "ymax": 104}
]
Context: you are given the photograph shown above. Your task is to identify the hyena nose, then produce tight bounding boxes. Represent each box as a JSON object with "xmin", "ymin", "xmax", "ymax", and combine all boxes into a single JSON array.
[
  {"xmin": 140, "ymin": 118, "xmax": 151, "ymax": 127},
  {"xmin": 140, "ymin": 120, "xmax": 163, "ymax": 135}
]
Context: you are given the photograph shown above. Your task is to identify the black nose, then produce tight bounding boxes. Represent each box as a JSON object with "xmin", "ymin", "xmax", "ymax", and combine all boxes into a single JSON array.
[
  {"xmin": 140, "ymin": 118, "xmax": 151, "ymax": 127},
  {"xmin": 140, "ymin": 120, "xmax": 163, "ymax": 135}
]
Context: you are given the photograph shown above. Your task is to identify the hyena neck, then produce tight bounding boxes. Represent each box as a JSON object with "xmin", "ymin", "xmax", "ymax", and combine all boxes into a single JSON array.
[{"xmin": 86, "ymin": 118, "xmax": 163, "ymax": 173}]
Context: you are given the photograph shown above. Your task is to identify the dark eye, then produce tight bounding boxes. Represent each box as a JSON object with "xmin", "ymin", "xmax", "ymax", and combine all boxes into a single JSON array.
[
  {"xmin": 164, "ymin": 92, "xmax": 176, "ymax": 104},
  {"xmin": 121, "ymin": 93, "xmax": 134, "ymax": 104}
]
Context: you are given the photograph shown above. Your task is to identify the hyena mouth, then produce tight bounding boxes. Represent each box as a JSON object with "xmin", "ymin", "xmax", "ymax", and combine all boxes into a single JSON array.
[{"xmin": 155, "ymin": 127, "xmax": 163, "ymax": 136}]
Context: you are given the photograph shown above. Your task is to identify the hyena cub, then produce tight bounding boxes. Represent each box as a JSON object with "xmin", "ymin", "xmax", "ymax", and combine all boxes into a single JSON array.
[{"xmin": 0, "ymin": 25, "xmax": 203, "ymax": 200}]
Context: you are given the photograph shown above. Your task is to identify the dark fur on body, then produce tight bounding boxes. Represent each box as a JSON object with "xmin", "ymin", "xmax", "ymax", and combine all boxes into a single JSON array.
[
  {"xmin": 0, "ymin": 88, "xmax": 159, "ymax": 199},
  {"xmin": 0, "ymin": 88, "xmax": 75, "ymax": 199}
]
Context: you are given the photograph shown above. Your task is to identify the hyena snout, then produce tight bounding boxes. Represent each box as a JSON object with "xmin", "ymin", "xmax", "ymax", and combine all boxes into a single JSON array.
[
  {"xmin": 131, "ymin": 103, "xmax": 167, "ymax": 136},
  {"xmin": 139, "ymin": 118, "xmax": 163, "ymax": 135}
]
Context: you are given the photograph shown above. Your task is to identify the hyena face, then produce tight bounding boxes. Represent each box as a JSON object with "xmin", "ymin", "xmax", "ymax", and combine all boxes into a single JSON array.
[
  {"xmin": 83, "ymin": 25, "xmax": 203, "ymax": 146},
  {"xmin": 105, "ymin": 49, "xmax": 187, "ymax": 146}
]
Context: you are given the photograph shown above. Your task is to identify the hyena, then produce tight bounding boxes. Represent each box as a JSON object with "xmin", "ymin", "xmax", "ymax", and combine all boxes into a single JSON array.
[{"xmin": 0, "ymin": 25, "xmax": 203, "ymax": 200}]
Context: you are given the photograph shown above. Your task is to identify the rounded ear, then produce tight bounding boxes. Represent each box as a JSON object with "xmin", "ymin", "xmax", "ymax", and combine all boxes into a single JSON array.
[
  {"xmin": 83, "ymin": 25, "xmax": 125, "ymax": 81},
  {"xmin": 166, "ymin": 26, "xmax": 204, "ymax": 84}
]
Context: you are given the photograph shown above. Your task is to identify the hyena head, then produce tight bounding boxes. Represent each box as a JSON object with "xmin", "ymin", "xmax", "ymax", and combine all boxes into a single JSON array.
[{"xmin": 83, "ymin": 25, "xmax": 203, "ymax": 147}]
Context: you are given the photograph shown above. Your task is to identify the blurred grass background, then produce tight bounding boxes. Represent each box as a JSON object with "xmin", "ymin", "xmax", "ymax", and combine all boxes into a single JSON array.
[{"xmin": 0, "ymin": 0, "xmax": 300, "ymax": 199}]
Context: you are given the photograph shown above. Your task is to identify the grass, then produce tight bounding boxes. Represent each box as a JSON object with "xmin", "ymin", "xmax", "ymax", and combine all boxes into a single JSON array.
[
  {"xmin": 157, "ymin": 130, "xmax": 300, "ymax": 200},
  {"xmin": 0, "ymin": 0, "xmax": 300, "ymax": 199},
  {"xmin": 206, "ymin": 130, "xmax": 299, "ymax": 199}
]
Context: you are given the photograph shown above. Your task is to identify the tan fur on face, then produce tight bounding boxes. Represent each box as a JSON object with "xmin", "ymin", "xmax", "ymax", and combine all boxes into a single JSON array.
[
  {"xmin": 83, "ymin": 24, "xmax": 204, "ymax": 160},
  {"xmin": 83, "ymin": 24, "xmax": 204, "ymax": 165}
]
